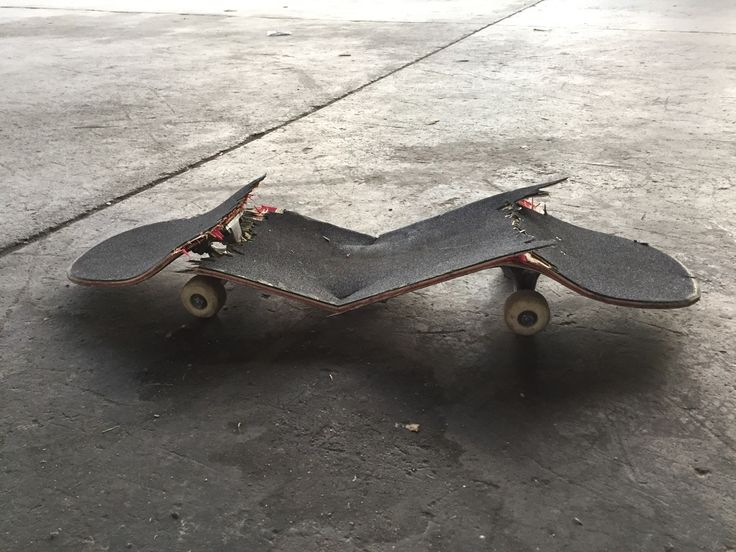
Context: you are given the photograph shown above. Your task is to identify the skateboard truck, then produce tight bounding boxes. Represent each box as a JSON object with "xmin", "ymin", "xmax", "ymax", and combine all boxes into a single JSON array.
[{"xmin": 502, "ymin": 265, "xmax": 541, "ymax": 290}]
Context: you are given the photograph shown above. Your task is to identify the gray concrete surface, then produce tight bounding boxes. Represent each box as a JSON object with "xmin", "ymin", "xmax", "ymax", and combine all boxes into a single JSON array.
[
  {"xmin": 0, "ymin": 0, "xmax": 531, "ymax": 22},
  {"xmin": 1, "ymin": 1, "xmax": 735, "ymax": 551},
  {"xmin": 0, "ymin": 1, "xmax": 530, "ymax": 250}
]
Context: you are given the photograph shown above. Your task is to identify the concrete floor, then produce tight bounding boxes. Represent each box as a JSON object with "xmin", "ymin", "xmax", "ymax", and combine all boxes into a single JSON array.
[{"xmin": 1, "ymin": 1, "xmax": 735, "ymax": 550}]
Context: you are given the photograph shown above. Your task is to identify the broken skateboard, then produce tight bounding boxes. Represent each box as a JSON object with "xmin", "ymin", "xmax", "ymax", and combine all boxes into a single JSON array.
[{"xmin": 68, "ymin": 175, "xmax": 699, "ymax": 335}]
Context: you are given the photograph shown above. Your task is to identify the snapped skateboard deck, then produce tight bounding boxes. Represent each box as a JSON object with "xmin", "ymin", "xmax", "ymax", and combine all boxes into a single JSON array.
[{"xmin": 68, "ymin": 175, "xmax": 699, "ymax": 335}]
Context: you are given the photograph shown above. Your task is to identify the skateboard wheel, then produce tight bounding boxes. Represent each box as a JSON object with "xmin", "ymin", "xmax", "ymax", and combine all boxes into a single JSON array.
[
  {"xmin": 504, "ymin": 289, "xmax": 550, "ymax": 336},
  {"xmin": 180, "ymin": 276, "xmax": 227, "ymax": 318}
]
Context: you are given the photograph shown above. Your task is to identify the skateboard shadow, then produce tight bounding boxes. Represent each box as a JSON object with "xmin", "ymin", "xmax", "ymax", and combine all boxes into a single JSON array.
[{"xmin": 66, "ymin": 276, "xmax": 682, "ymax": 415}]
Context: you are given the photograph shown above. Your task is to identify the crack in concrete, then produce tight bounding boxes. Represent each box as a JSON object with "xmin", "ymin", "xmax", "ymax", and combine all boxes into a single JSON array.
[
  {"xmin": 501, "ymin": 23, "xmax": 736, "ymax": 36},
  {"xmin": 0, "ymin": 0, "xmax": 548, "ymax": 260},
  {"xmin": 595, "ymin": 26, "xmax": 736, "ymax": 37}
]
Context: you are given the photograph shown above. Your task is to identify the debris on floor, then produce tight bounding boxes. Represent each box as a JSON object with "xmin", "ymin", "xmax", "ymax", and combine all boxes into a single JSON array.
[
  {"xmin": 396, "ymin": 422, "xmax": 420, "ymax": 433},
  {"xmin": 266, "ymin": 30, "xmax": 291, "ymax": 37},
  {"xmin": 693, "ymin": 465, "xmax": 712, "ymax": 476}
]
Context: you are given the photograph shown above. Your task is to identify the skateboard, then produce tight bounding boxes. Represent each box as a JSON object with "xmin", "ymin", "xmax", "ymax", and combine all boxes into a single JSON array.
[{"xmin": 68, "ymin": 175, "xmax": 699, "ymax": 335}]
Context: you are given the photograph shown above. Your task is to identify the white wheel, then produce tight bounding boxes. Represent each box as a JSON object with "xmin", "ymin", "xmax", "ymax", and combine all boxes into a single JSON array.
[
  {"xmin": 504, "ymin": 289, "xmax": 550, "ymax": 336},
  {"xmin": 180, "ymin": 276, "xmax": 226, "ymax": 318}
]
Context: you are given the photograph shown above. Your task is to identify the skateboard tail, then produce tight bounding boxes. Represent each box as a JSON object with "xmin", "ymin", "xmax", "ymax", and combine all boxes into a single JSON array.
[
  {"xmin": 509, "ymin": 252, "xmax": 700, "ymax": 309},
  {"xmin": 67, "ymin": 175, "xmax": 266, "ymax": 286}
]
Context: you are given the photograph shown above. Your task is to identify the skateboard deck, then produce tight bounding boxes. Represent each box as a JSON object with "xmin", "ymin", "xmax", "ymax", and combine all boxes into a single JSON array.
[{"xmin": 68, "ymin": 175, "xmax": 699, "ymax": 333}]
